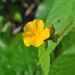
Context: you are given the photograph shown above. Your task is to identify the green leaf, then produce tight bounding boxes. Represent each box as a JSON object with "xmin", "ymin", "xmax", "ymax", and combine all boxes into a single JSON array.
[
  {"xmin": 35, "ymin": 0, "xmax": 55, "ymax": 22},
  {"xmin": 11, "ymin": 12, "xmax": 22, "ymax": 22},
  {"xmin": 73, "ymin": 0, "xmax": 75, "ymax": 27},
  {"xmin": 0, "ymin": 34, "xmax": 7, "ymax": 50},
  {"xmin": 60, "ymin": 28, "xmax": 75, "ymax": 51},
  {"xmin": 45, "ymin": 0, "xmax": 74, "ymax": 53},
  {"xmin": 38, "ymin": 42, "xmax": 50, "ymax": 75},
  {"xmin": 73, "ymin": 0, "xmax": 75, "ymax": 14},
  {"xmin": 0, "ymin": 15, "xmax": 4, "ymax": 32},
  {"xmin": 38, "ymin": 0, "xmax": 74, "ymax": 75},
  {"xmin": 9, "ymin": 5, "xmax": 23, "ymax": 22},
  {"xmin": 51, "ymin": 27, "xmax": 75, "ymax": 62},
  {"xmin": 0, "ymin": 33, "xmax": 41, "ymax": 75},
  {"xmin": 49, "ymin": 45, "xmax": 75, "ymax": 75},
  {"xmin": 1, "ymin": 22, "xmax": 12, "ymax": 32}
]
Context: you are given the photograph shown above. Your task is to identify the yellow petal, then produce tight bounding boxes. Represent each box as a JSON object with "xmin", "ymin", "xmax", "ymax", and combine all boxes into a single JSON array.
[
  {"xmin": 30, "ymin": 36, "xmax": 44, "ymax": 47},
  {"xmin": 40, "ymin": 28, "xmax": 50, "ymax": 40},
  {"xmin": 23, "ymin": 21, "xmax": 37, "ymax": 32},
  {"xmin": 33, "ymin": 19, "xmax": 44, "ymax": 33},
  {"xmin": 22, "ymin": 32, "xmax": 33, "ymax": 38},
  {"xmin": 23, "ymin": 37, "xmax": 31, "ymax": 46},
  {"xmin": 22, "ymin": 32, "xmax": 33, "ymax": 46}
]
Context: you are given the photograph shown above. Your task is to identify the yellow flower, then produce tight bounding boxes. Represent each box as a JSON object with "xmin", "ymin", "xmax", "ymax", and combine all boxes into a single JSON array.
[{"xmin": 22, "ymin": 19, "xmax": 50, "ymax": 47}]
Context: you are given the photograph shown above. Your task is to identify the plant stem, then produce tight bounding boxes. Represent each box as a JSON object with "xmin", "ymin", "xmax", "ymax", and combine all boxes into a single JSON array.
[{"xmin": 58, "ymin": 22, "xmax": 72, "ymax": 37}]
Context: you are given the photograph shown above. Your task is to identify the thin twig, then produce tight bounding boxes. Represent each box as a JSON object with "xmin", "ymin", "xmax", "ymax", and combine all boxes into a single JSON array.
[
  {"xmin": 25, "ymin": 3, "xmax": 36, "ymax": 17},
  {"xmin": 12, "ymin": 25, "xmax": 23, "ymax": 35}
]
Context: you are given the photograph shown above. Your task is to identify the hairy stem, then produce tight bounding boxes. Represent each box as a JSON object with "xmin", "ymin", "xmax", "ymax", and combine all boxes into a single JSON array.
[{"xmin": 58, "ymin": 22, "xmax": 72, "ymax": 37}]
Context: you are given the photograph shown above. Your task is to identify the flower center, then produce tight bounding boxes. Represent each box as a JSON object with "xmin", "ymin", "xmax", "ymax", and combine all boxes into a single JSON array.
[{"xmin": 34, "ymin": 32, "xmax": 39, "ymax": 36}]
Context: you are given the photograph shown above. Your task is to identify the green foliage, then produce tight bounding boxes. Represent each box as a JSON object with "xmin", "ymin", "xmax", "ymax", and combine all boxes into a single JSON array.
[
  {"xmin": 0, "ymin": 33, "xmax": 41, "ymax": 75},
  {"xmin": 0, "ymin": 2, "xmax": 4, "ymax": 10},
  {"xmin": 9, "ymin": 5, "xmax": 23, "ymax": 22},
  {"xmin": 0, "ymin": 16, "xmax": 12, "ymax": 33},
  {"xmin": 35, "ymin": 0, "xmax": 55, "ymax": 22},
  {"xmin": 0, "ymin": 0, "xmax": 23, "ymax": 23},
  {"xmin": 55, "ymin": 28, "xmax": 75, "ymax": 58},
  {"xmin": 73, "ymin": 0, "xmax": 75, "ymax": 27},
  {"xmin": 0, "ymin": 0, "xmax": 75, "ymax": 75},
  {"xmin": 38, "ymin": 0, "xmax": 75, "ymax": 75},
  {"xmin": 11, "ymin": 12, "xmax": 22, "ymax": 22},
  {"xmin": 50, "ymin": 45, "xmax": 75, "ymax": 75},
  {"xmin": 10, "ymin": 0, "xmax": 20, "ymax": 3},
  {"xmin": 45, "ymin": 0, "xmax": 74, "ymax": 53},
  {"xmin": 48, "ymin": 29, "xmax": 75, "ymax": 75},
  {"xmin": 1, "ymin": 22, "xmax": 12, "ymax": 32},
  {"xmin": 0, "ymin": 15, "xmax": 4, "ymax": 32},
  {"xmin": 38, "ymin": 42, "xmax": 50, "ymax": 75}
]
